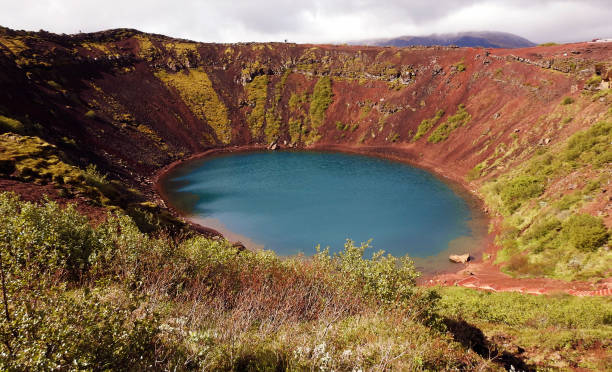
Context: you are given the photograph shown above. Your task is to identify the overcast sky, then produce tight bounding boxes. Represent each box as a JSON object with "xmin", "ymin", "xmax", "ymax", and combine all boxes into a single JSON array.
[{"xmin": 1, "ymin": 0, "xmax": 611, "ymax": 44}]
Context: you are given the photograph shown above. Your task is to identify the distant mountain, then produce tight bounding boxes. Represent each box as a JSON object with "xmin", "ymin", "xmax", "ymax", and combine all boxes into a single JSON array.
[{"xmin": 350, "ymin": 31, "xmax": 536, "ymax": 49}]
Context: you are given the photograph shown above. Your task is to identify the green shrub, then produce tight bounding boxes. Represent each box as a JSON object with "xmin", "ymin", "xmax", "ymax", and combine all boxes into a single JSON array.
[
  {"xmin": 1, "ymin": 288, "xmax": 159, "ymax": 371},
  {"xmin": 335, "ymin": 121, "xmax": 348, "ymax": 131},
  {"xmin": 562, "ymin": 214, "xmax": 609, "ymax": 252},
  {"xmin": 498, "ymin": 175, "xmax": 545, "ymax": 213},
  {"xmin": 561, "ymin": 96, "xmax": 574, "ymax": 105},
  {"xmin": 563, "ymin": 120, "xmax": 611, "ymax": 166},
  {"xmin": 413, "ymin": 109, "xmax": 444, "ymax": 141},
  {"xmin": 0, "ymin": 192, "xmax": 103, "ymax": 279},
  {"xmin": 585, "ymin": 74, "xmax": 602, "ymax": 88},
  {"xmin": 523, "ymin": 217, "xmax": 562, "ymax": 243},
  {"xmin": 84, "ymin": 109, "xmax": 96, "ymax": 119},
  {"xmin": 453, "ymin": 60, "xmax": 466, "ymax": 72},
  {"xmin": 538, "ymin": 42, "xmax": 559, "ymax": 47},
  {"xmin": 315, "ymin": 240, "xmax": 422, "ymax": 308},
  {"xmin": 387, "ymin": 131, "xmax": 400, "ymax": 142},
  {"xmin": 428, "ymin": 104, "xmax": 471, "ymax": 143}
]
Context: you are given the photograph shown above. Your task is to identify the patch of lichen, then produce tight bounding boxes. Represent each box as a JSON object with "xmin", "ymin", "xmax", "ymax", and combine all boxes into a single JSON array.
[
  {"xmin": 155, "ymin": 68, "xmax": 232, "ymax": 144},
  {"xmin": 245, "ymin": 75, "xmax": 269, "ymax": 139},
  {"xmin": 427, "ymin": 104, "xmax": 471, "ymax": 143}
]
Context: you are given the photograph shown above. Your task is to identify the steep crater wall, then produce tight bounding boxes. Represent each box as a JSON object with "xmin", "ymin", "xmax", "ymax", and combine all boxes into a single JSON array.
[{"xmin": 0, "ymin": 27, "xmax": 610, "ymax": 281}]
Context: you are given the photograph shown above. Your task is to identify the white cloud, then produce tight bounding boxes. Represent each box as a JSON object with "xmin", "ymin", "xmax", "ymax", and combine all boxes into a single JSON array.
[{"xmin": 0, "ymin": 0, "xmax": 610, "ymax": 43}]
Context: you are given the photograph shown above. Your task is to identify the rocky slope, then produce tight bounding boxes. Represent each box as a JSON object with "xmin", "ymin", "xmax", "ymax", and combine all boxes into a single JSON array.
[{"xmin": 0, "ymin": 26, "xmax": 610, "ymax": 284}]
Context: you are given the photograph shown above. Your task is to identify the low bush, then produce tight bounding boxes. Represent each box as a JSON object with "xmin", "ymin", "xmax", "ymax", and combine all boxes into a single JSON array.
[
  {"xmin": 562, "ymin": 214, "xmax": 609, "ymax": 252},
  {"xmin": 561, "ymin": 96, "xmax": 574, "ymax": 105},
  {"xmin": 585, "ymin": 74, "xmax": 602, "ymax": 88},
  {"xmin": 498, "ymin": 175, "xmax": 545, "ymax": 213},
  {"xmin": 0, "ymin": 193, "xmax": 479, "ymax": 370}
]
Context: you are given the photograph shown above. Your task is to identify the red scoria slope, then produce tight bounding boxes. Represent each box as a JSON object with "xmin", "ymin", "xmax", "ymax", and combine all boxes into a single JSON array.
[{"xmin": 0, "ymin": 27, "xmax": 611, "ymax": 294}]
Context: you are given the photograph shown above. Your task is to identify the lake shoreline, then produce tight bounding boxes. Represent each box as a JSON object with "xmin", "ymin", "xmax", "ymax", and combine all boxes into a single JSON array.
[{"xmin": 155, "ymin": 144, "xmax": 492, "ymax": 277}]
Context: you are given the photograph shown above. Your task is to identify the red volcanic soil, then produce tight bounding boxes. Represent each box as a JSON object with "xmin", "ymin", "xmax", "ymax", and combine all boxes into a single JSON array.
[
  {"xmin": 0, "ymin": 179, "xmax": 109, "ymax": 224},
  {"xmin": 1, "ymin": 28, "xmax": 611, "ymax": 296}
]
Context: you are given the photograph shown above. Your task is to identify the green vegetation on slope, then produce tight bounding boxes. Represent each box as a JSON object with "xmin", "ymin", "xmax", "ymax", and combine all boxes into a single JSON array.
[
  {"xmin": 0, "ymin": 114, "xmax": 25, "ymax": 134},
  {"xmin": 308, "ymin": 76, "xmax": 333, "ymax": 143},
  {"xmin": 428, "ymin": 104, "xmax": 471, "ymax": 143},
  {"xmin": 245, "ymin": 75, "xmax": 269, "ymax": 139},
  {"xmin": 482, "ymin": 119, "xmax": 612, "ymax": 280},
  {"xmin": 155, "ymin": 68, "xmax": 232, "ymax": 144},
  {"xmin": 0, "ymin": 192, "xmax": 489, "ymax": 371},
  {"xmin": 413, "ymin": 109, "xmax": 444, "ymax": 141},
  {"xmin": 2, "ymin": 193, "xmax": 610, "ymax": 370},
  {"xmin": 438, "ymin": 287, "xmax": 612, "ymax": 371},
  {"xmin": 263, "ymin": 70, "xmax": 289, "ymax": 143},
  {"xmin": 0, "ymin": 133, "xmax": 182, "ymax": 233},
  {"xmin": 288, "ymin": 91, "xmax": 310, "ymax": 144}
]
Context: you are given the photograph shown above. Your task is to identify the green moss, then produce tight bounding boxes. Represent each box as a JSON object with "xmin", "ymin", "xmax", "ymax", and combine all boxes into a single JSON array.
[
  {"xmin": 427, "ymin": 104, "xmax": 471, "ymax": 143},
  {"xmin": 155, "ymin": 68, "xmax": 231, "ymax": 144},
  {"xmin": 538, "ymin": 42, "xmax": 559, "ymax": 47},
  {"xmin": 335, "ymin": 121, "xmax": 348, "ymax": 131},
  {"xmin": 245, "ymin": 75, "xmax": 269, "ymax": 139},
  {"xmin": 308, "ymin": 76, "xmax": 333, "ymax": 132},
  {"xmin": 387, "ymin": 131, "xmax": 400, "ymax": 143},
  {"xmin": 84, "ymin": 110, "xmax": 97, "ymax": 119},
  {"xmin": 0, "ymin": 114, "xmax": 24, "ymax": 133},
  {"xmin": 413, "ymin": 109, "xmax": 444, "ymax": 141},
  {"xmin": 0, "ymin": 36, "xmax": 28, "ymax": 54},
  {"xmin": 135, "ymin": 35, "xmax": 159, "ymax": 61},
  {"xmin": 288, "ymin": 118, "xmax": 302, "ymax": 144},
  {"xmin": 264, "ymin": 111, "xmax": 280, "ymax": 143}
]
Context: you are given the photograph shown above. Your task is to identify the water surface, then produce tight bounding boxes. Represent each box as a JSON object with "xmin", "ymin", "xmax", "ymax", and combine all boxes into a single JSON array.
[{"xmin": 161, "ymin": 151, "xmax": 484, "ymax": 267}]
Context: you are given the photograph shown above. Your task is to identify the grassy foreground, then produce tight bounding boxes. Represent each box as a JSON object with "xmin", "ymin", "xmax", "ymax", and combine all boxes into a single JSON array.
[{"xmin": 1, "ymin": 192, "xmax": 610, "ymax": 371}]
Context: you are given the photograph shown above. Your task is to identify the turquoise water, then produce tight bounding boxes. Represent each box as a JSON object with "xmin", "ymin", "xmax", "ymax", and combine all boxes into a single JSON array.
[{"xmin": 161, "ymin": 151, "xmax": 480, "ymax": 260}]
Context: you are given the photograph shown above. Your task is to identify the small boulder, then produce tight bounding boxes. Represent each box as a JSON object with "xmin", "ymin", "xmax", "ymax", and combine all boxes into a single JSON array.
[
  {"xmin": 232, "ymin": 241, "xmax": 246, "ymax": 251},
  {"xmin": 449, "ymin": 253, "xmax": 470, "ymax": 263}
]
